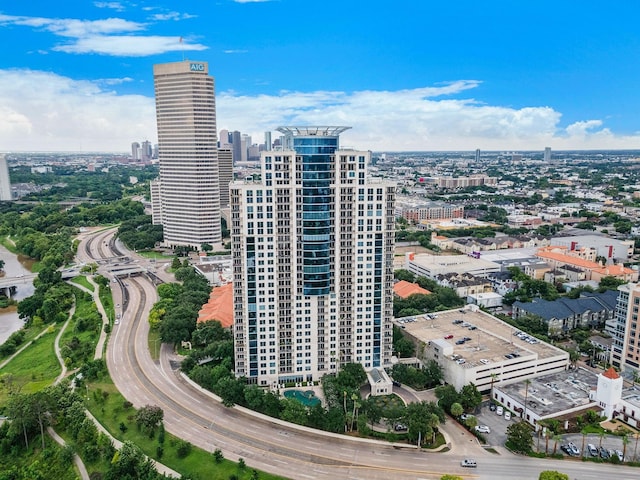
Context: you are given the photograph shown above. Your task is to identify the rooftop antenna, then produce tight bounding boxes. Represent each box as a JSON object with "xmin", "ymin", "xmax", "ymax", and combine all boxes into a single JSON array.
[{"xmin": 179, "ymin": 36, "xmax": 184, "ymax": 61}]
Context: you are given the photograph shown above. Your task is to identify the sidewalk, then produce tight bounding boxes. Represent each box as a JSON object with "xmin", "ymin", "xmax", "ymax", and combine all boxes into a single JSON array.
[{"xmin": 47, "ymin": 427, "xmax": 90, "ymax": 480}]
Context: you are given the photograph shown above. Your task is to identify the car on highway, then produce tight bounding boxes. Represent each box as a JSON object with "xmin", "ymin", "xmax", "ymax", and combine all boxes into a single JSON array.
[
  {"xmin": 114, "ymin": 319, "xmax": 119, "ymax": 325},
  {"xmin": 474, "ymin": 425, "xmax": 490, "ymax": 434},
  {"xmin": 460, "ymin": 459, "xmax": 477, "ymax": 468}
]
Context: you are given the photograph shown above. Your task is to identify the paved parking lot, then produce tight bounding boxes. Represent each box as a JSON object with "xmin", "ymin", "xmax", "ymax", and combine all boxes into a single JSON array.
[{"xmin": 472, "ymin": 401, "xmax": 640, "ymax": 462}]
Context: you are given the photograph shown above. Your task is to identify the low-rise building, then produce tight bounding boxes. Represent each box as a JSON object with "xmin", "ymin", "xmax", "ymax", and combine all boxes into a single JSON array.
[{"xmin": 395, "ymin": 307, "xmax": 569, "ymax": 392}]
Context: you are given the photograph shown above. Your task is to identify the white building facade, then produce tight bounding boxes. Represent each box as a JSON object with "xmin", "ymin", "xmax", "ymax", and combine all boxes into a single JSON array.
[
  {"xmin": 232, "ymin": 126, "xmax": 396, "ymax": 386},
  {"xmin": 153, "ymin": 60, "xmax": 222, "ymax": 248}
]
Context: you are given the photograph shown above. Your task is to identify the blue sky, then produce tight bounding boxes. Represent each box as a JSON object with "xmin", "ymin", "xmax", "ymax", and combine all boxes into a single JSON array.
[{"xmin": 0, "ymin": 0, "xmax": 639, "ymax": 152}]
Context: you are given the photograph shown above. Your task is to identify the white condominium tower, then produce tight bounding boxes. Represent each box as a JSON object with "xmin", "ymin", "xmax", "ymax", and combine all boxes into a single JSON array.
[
  {"xmin": 153, "ymin": 60, "xmax": 221, "ymax": 247},
  {"xmin": 231, "ymin": 126, "xmax": 396, "ymax": 386}
]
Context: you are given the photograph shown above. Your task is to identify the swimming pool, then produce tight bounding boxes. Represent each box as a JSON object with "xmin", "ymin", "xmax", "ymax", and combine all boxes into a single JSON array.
[{"xmin": 283, "ymin": 389, "xmax": 321, "ymax": 407}]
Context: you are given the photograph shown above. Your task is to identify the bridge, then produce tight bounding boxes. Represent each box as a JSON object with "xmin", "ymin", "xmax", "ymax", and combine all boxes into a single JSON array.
[{"xmin": 0, "ymin": 274, "xmax": 37, "ymax": 297}]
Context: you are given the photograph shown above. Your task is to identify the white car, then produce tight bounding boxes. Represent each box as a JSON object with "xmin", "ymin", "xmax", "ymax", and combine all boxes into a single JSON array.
[
  {"xmin": 496, "ymin": 406, "xmax": 504, "ymax": 415},
  {"xmin": 504, "ymin": 411, "xmax": 511, "ymax": 420},
  {"xmin": 475, "ymin": 425, "xmax": 491, "ymax": 434},
  {"xmin": 460, "ymin": 459, "xmax": 477, "ymax": 468}
]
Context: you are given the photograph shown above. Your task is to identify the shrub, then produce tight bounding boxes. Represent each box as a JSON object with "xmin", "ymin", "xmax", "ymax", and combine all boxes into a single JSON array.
[{"xmin": 176, "ymin": 440, "xmax": 192, "ymax": 458}]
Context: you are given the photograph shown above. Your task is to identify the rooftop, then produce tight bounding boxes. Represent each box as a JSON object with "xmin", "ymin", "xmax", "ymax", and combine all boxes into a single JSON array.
[
  {"xmin": 495, "ymin": 367, "xmax": 599, "ymax": 418},
  {"xmin": 396, "ymin": 307, "xmax": 567, "ymax": 368},
  {"xmin": 393, "ymin": 280, "xmax": 431, "ymax": 298}
]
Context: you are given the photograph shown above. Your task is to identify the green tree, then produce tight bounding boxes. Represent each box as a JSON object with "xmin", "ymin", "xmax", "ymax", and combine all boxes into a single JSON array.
[
  {"xmin": 394, "ymin": 269, "xmax": 416, "ymax": 282},
  {"xmin": 134, "ymin": 405, "xmax": 164, "ymax": 434},
  {"xmin": 280, "ymin": 398, "xmax": 309, "ymax": 426},
  {"xmin": 539, "ymin": 471, "xmax": 569, "ymax": 480},
  {"xmin": 506, "ymin": 421, "xmax": 534, "ymax": 453},
  {"xmin": 440, "ymin": 476, "xmax": 464, "ymax": 480},
  {"xmin": 459, "ymin": 383, "xmax": 482, "ymax": 411},
  {"xmin": 450, "ymin": 402, "xmax": 463, "ymax": 418}
]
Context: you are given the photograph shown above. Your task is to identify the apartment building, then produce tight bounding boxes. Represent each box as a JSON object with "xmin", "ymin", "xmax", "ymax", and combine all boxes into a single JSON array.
[{"xmin": 231, "ymin": 126, "xmax": 396, "ymax": 386}]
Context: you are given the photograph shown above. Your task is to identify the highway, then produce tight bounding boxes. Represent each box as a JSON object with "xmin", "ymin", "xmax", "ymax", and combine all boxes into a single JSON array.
[{"xmin": 81, "ymin": 229, "xmax": 640, "ymax": 480}]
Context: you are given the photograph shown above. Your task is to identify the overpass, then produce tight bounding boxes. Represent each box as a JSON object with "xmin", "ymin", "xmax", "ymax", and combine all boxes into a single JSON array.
[{"xmin": 0, "ymin": 274, "xmax": 37, "ymax": 296}]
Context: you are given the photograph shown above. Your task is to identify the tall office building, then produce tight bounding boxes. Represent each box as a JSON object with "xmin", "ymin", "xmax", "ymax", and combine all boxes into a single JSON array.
[
  {"xmin": 217, "ymin": 148, "xmax": 233, "ymax": 208},
  {"xmin": 544, "ymin": 147, "xmax": 552, "ymax": 162},
  {"xmin": 475, "ymin": 148, "xmax": 480, "ymax": 162},
  {"xmin": 231, "ymin": 131, "xmax": 242, "ymax": 165},
  {"xmin": 131, "ymin": 142, "xmax": 140, "ymax": 160},
  {"xmin": 0, "ymin": 155, "xmax": 11, "ymax": 200},
  {"xmin": 264, "ymin": 131, "xmax": 272, "ymax": 151},
  {"xmin": 153, "ymin": 60, "xmax": 221, "ymax": 247},
  {"xmin": 231, "ymin": 126, "xmax": 396, "ymax": 386},
  {"xmin": 219, "ymin": 129, "xmax": 231, "ymax": 149}
]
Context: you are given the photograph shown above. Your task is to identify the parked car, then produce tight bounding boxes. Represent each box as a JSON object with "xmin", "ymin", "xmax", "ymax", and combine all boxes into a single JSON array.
[
  {"xmin": 567, "ymin": 442, "xmax": 580, "ymax": 456},
  {"xmin": 444, "ymin": 334, "xmax": 454, "ymax": 339},
  {"xmin": 475, "ymin": 425, "xmax": 491, "ymax": 434},
  {"xmin": 615, "ymin": 449, "xmax": 625, "ymax": 461},
  {"xmin": 489, "ymin": 403, "xmax": 497, "ymax": 411},
  {"xmin": 394, "ymin": 423, "xmax": 407, "ymax": 431},
  {"xmin": 504, "ymin": 411, "xmax": 511, "ymax": 421},
  {"xmin": 460, "ymin": 414, "xmax": 474, "ymax": 421},
  {"xmin": 496, "ymin": 406, "xmax": 504, "ymax": 415},
  {"xmin": 600, "ymin": 446, "xmax": 610, "ymax": 459},
  {"xmin": 460, "ymin": 459, "xmax": 477, "ymax": 468},
  {"xmin": 588, "ymin": 443, "xmax": 598, "ymax": 456},
  {"xmin": 455, "ymin": 339, "xmax": 466, "ymax": 345}
]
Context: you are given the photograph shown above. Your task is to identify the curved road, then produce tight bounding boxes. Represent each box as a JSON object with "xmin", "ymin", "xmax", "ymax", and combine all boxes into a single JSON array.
[{"xmin": 83, "ymin": 230, "xmax": 639, "ymax": 480}]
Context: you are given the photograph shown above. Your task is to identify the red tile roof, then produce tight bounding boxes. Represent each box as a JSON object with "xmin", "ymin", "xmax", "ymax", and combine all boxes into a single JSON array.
[
  {"xmin": 602, "ymin": 367, "xmax": 620, "ymax": 380},
  {"xmin": 198, "ymin": 283, "xmax": 233, "ymax": 328},
  {"xmin": 393, "ymin": 280, "xmax": 431, "ymax": 299}
]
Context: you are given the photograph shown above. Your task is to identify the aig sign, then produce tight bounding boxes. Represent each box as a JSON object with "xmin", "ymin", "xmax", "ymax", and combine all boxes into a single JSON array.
[{"xmin": 190, "ymin": 63, "xmax": 205, "ymax": 72}]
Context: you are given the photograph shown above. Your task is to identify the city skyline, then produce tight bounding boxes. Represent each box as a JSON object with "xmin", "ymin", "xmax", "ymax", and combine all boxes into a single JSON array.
[{"xmin": 0, "ymin": 1, "xmax": 639, "ymax": 152}]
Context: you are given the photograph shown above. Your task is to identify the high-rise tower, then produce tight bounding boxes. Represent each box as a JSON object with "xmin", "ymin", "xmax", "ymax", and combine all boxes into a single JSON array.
[
  {"xmin": 231, "ymin": 126, "xmax": 396, "ymax": 385},
  {"xmin": 153, "ymin": 60, "xmax": 221, "ymax": 247},
  {"xmin": 0, "ymin": 155, "xmax": 11, "ymax": 201}
]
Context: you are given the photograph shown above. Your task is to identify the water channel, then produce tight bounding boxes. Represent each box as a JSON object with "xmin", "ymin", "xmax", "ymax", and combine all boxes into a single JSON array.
[{"xmin": 0, "ymin": 244, "xmax": 35, "ymax": 345}]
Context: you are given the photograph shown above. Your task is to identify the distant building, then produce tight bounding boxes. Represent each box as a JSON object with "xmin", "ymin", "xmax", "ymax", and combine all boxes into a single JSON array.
[
  {"xmin": 217, "ymin": 148, "xmax": 233, "ymax": 209},
  {"xmin": 131, "ymin": 142, "xmax": 140, "ymax": 160},
  {"xmin": 475, "ymin": 148, "xmax": 480, "ymax": 162},
  {"xmin": 398, "ymin": 200, "xmax": 464, "ymax": 223},
  {"xmin": 0, "ymin": 155, "xmax": 12, "ymax": 201}
]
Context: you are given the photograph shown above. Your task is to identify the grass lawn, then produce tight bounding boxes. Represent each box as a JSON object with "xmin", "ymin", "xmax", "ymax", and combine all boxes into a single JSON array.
[
  {"xmin": 86, "ymin": 378, "xmax": 286, "ymax": 480},
  {"xmin": 0, "ymin": 236, "xmax": 18, "ymax": 253},
  {"xmin": 59, "ymin": 289, "xmax": 102, "ymax": 368},
  {"xmin": 70, "ymin": 275, "xmax": 94, "ymax": 292},
  {"xmin": 98, "ymin": 284, "xmax": 114, "ymax": 322},
  {"xmin": 138, "ymin": 250, "xmax": 173, "ymax": 260},
  {"xmin": 0, "ymin": 325, "xmax": 61, "ymax": 404},
  {"xmin": 148, "ymin": 328, "xmax": 161, "ymax": 361}
]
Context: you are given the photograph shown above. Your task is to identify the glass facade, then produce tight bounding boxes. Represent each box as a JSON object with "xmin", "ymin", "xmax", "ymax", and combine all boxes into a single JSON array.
[{"xmin": 293, "ymin": 136, "xmax": 338, "ymax": 296}]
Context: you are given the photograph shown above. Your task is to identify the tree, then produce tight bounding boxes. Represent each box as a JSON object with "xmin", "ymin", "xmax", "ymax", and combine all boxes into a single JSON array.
[
  {"xmin": 394, "ymin": 269, "xmax": 415, "ymax": 282},
  {"xmin": 538, "ymin": 472, "xmax": 569, "ymax": 480},
  {"xmin": 450, "ymin": 402, "xmax": 463, "ymax": 418},
  {"xmin": 134, "ymin": 405, "xmax": 164, "ymax": 434},
  {"xmin": 459, "ymin": 383, "xmax": 482, "ymax": 411},
  {"xmin": 105, "ymin": 440, "xmax": 157, "ymax": 480},
  {"xmin": 440, "ymin": 476, "xmax": 463, "ymax": 480},
  {"xmin": 506, "ymin": 421, "xmax": 533, "ymax": 453},
  {"xmin": 434, "ymin": 384, "xmax": 459, "ymax": 413}
]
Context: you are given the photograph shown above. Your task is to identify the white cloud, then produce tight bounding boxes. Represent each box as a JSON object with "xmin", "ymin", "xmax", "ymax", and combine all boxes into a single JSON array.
[
  {"xmin": 223, "ymin": 49, "xmax": 248, "ymax": 54},
  {"xmin": 53, "ymin": 35, "xmax": 207, "ymax": 56},
  {"xmin": 1, "ymin": 69, "xmax": 638, "ymax": 152},
  {"xmin": 93, "ymin": 2, "xmax": 126, "ymax": 12},
  {"xmin": 0, "ymin": 69, "xmax": 155, "ymax": 151},
  {"xmin": 0, "ymin": 14, "xmax": 145, "ymax": 37},
  {"xmin": 0, "ymin": 13, "xmax": 204, "ymax": 57},
  {"xmin": 150, "ymin": 12, "xmax": 197, "ymax": 21}
]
